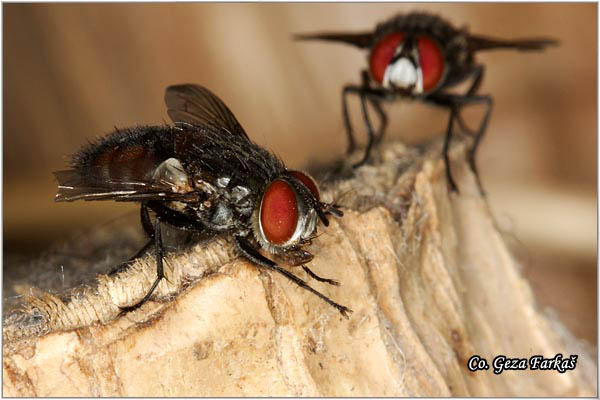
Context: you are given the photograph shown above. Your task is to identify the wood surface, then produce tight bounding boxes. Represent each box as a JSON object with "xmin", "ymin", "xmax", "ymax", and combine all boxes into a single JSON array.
[{"xmin": 3, "ymin": 140, "xmax": 596, "ymax": 396}]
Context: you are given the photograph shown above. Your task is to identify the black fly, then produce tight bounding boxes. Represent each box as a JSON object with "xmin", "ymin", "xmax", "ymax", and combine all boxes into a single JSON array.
[
  {"xmin": 54, "ymin": 84, "xmax": 350, "ymax": 318},
  {"xmin": 296, "ymin": 12, "xmax": 558, "ymax": 192}
]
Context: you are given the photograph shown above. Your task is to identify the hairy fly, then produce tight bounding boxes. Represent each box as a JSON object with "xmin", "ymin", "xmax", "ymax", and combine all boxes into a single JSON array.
[
  {"xmin": 55, "ymin": 84, "xmax": 350, "ymax": 317},
  {"xmin": 296, "ymin": 11, "xmax": 558, "ymax": 192}
]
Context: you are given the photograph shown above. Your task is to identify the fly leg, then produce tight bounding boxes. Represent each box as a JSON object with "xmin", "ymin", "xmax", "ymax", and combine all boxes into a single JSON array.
[
  {"xmin": 361, "ymin": 70, "xmax": 388, "ymax": 145},
  {"xmin": 109, "ymin": 201, "xmax": 203, "ymax": 276},
  {"xmin": 461, "ymin": 65, "xmax": 492, "ymax": 195},
  {"xmin": 450, "ymin": 65, "xmax": 493, "ymax": 194},
  {"xmin": 355, "ymin": 86, "xmax": 377, "ymax": 168},
  {"xmin": 443, "ymin": 105, "xmax": 459, "ymax": 192},
  {"xmin": 302, "ymin": 265, "xmax": 340, "ymax": 286},
  {"xmin": 343, "ymin": 71, "xmax": 388, "ymax": 167},
  {"xmin": 119, "ymin": 219, "xmax": 165, "ymax": 313},
  {"xmin": 342, "ymin": 85, "xmax": 358, "ymax": 155},
  {"xmin": 342, "ymin": 84, "xmax": 375, "ymax": 167},
  {"xmin": 117, "ymin": 203, "xmax": 205, "ymax": 313},
  {"xmin": 109, "ymin": 203, "xmax": 154, "ymax": 276},
  {"xmin": 148, "ymin": 201, "xmax": 205, "ymax": 232},
  {"xmin": 369, "ymin": 97, "xmax": 388, "ymax": 145},
  {"xmin": 429, "ymin": 91, "xmax": 493, "ymax": 194},
  {"xmin": 466, "ymin": 94, "xmax": 493, "ymax": 195},
  {"xmin": 466, "ymin": 64, "xmax": 485, "ymax": 96},
  {"xmin": 235, "ymin": 236, "xmax": 352, "ymax": 318},
  {"xmin": 456, "ymin": 65, "xmax": 485, "ymax": 135}
]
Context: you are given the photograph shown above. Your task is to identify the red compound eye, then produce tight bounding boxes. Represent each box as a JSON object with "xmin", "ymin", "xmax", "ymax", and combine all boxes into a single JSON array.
[
  {"xmin": 418, "ymin": 36, "xmax": 445, "ymax": 91},
  {"xmin": 369, "ymin": 32, "xmax": 404, "ymax": 84},
  {"xmin": 289, "ymin": 170, "xmax": 320, "ymax": 201},
  {"xmin": 260, "ymin": 180, "xmax": 299, "ymax": 245}
]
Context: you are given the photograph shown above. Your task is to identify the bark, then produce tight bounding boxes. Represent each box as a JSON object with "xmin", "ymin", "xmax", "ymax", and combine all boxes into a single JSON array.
[{"xmin": 3, "ymin": 139, "xmax": 596, "ymax": 396}]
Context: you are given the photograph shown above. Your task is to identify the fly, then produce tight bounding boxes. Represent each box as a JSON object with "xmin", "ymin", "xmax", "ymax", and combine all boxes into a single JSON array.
[
  {"xmin": 54, "ymin": 84, "xmax": 350, "ymax": 318},
  {"xmin": 296, "ymin": 11, "xmax": 558, "ymax": 192}
]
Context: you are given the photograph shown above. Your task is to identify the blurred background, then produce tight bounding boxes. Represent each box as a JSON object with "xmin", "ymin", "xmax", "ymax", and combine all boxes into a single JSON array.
[{"xmin": 4, "ymin": 4, "xmax": 596, "ymax": 345}]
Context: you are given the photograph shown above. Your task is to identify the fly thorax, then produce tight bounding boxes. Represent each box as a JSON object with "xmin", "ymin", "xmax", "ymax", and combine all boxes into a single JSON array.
[
  {"xmin": 216, "ymin": 176, "xmax": 231, "ymax": 189},
  {"xmin": 193, "ymin": 197, "xmax": 234, "ymax": 232},
  {"xmin": 194, "ymin": 176, "xmax": 218, "ymax": 197},
  {"xmin": 210, "ymin": 201, "xmax": 234, "ymax": 227},
  {"xmin": 230, "ymin": 185, "xmax": 254, "ymax": 216},
  {"xmin": 214, "ymin": 175, "xmax": 253, "ymax": 216}
]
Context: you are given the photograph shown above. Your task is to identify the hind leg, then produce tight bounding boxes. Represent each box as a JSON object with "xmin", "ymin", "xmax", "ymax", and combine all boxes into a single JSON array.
[
  {"xmin": 119, "ymin": 220, "xmax": 165, "ymax": 312},
  {"xmin": 429, "ymin": 91, "xmax": 493, "ymax": 194},
  {"xmin": 109, "ymin": 203, "xmax": 154, "ymax": 276}
]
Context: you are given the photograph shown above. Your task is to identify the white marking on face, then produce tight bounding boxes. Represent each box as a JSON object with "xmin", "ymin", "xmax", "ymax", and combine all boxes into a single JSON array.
[{"xmin": 383, "ymin": 57, "xmax": 424, "ymax": 94}]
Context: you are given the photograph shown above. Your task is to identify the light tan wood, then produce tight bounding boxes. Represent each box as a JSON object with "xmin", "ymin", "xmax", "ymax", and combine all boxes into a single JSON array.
[{"xmin": 3, "ymin": 140, "xmax": 596, "ymax": 396}]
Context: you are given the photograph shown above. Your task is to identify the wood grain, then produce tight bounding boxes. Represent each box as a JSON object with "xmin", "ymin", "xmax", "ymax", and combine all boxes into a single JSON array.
[{"xmin": 3, "ymin": 140, "xmax": 596, "ymax": 396}]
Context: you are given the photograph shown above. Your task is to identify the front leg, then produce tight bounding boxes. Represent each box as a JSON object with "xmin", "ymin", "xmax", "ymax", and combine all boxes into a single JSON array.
[
  {"xmin": 355, "ymin": 85, "xmax": 377, "ymax": 168},
  {"xmin": 343, "ymin": 71, "xmax": 388, "ymax": 167},
  {"xmin": 342, "ymin": 83, "xmax": 377, "ymax": 166},
  {"xmin": 455, "ymin": 64, "xmax": 486, "ymax": 135},
  {"xmin": 342, "ymin": 85, "xmax": 358, "ymax": 154},
  {"xmin": 465, "ymin": 64, "xmax": 485, "ymax": 96},
  {"xmin": 361, "ymin": 69, "xmax": 388, "ymax": 145},
  {"xmin": 302, "ymin": 265, "xmax": 340, "ymax": 286},
  {"xmin": 235, "ymin": 236, "xmax": 352, "ymax": 318}
]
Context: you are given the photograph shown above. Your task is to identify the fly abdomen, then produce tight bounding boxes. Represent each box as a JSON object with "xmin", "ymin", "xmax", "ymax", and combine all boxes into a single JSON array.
[
  {"xmin": 93, "ymin": 143, "xmax": 156, "ymax": 182},
  {"xmin": 72, "ymin": 126, "xmax": 176, "ymax": 184}
]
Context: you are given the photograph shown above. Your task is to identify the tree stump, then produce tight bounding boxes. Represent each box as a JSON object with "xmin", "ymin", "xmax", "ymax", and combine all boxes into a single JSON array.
[{"xmin": 3, "ymin": 138, "xmax": 596, "ymax": 396}]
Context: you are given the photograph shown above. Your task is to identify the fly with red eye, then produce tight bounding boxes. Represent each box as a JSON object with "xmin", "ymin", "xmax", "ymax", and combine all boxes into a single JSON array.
[
  {"xmin": 296, "ymin": 11, "xmax": 558, "ymax": 193},
  {"xmin": 369, "ymin": 33, "xmax": 445, "ymax": 93},
  {"xmin": 257, "ymin": 171, "xmax": 341, "ymax": 249},
  {"xmin": 54, "ymin": 84, "xmax": 351, "ymax": 318}
]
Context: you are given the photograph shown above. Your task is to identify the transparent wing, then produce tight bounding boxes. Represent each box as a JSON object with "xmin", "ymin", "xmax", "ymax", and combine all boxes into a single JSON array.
[
  {"xmin": 165, "ymin": 84, "xmax": 249, "ymax": 140},
  {"xmin": 54, "ymin": 159, "xmax": 196, "ymax": 203}
]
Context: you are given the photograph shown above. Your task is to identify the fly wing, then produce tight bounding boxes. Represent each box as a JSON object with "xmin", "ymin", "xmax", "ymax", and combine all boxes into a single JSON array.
[
  {"xmin": 54, "ymin": 166, "xmax": 195, "ymax": 203},
  {"xmin": 165, "ymin": 84, "xmax": 249, "ymax": 140},
  {"xmin": 294, "ymin": 31, "xmax": 374, "ymax": 49},
  {"xmin": 55, "ymin": 169, "xmax": 158, "ymax": 202},
  {"xmin": 467, "ymin": 34, "xmax": 559, "ymax": 52}
]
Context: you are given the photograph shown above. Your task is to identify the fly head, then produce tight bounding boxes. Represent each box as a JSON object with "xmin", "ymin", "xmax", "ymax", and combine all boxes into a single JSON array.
[{"xmin": 251, "ymin": 169, "xmax": 342, "ymax": 263}]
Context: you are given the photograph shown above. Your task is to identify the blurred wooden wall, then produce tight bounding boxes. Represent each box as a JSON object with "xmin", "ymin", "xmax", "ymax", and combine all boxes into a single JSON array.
[{"xmin": 4, "ymin": 4, "xmax": 596, "ymax": 343}]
